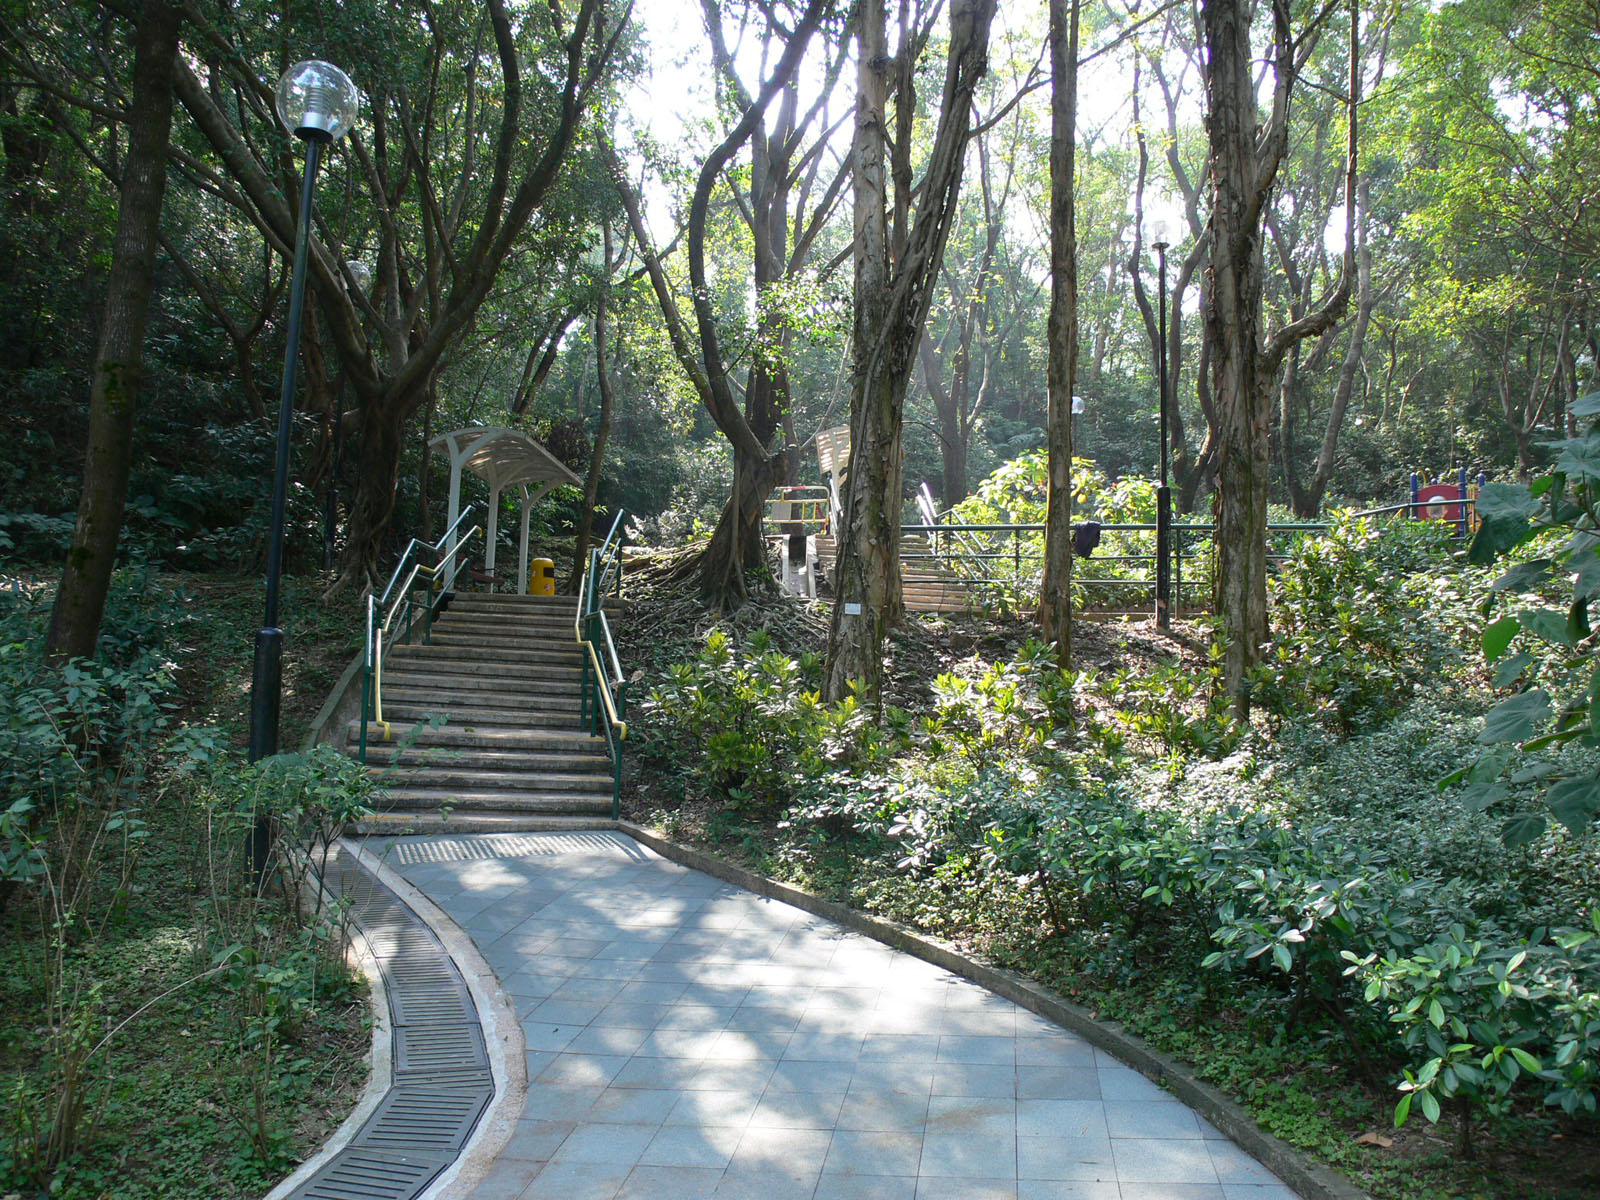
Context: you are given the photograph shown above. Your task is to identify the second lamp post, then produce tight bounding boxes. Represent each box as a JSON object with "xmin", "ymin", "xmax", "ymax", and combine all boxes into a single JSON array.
[{"xmin": 249, "ymin": 59, "xmax": 361, "ymax": 794}]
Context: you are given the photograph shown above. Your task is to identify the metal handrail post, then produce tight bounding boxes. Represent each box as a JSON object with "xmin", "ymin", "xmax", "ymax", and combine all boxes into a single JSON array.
[{"xmin": 360, "ymin": 595, "xmax": 373, "ymax": 764}]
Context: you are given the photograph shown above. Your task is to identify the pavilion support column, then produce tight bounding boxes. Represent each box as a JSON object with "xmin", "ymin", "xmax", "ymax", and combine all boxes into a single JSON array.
[
  {"xmin": 518, "ymin": 485, "xmax": 532, "ymax": 596},
  {"xmin": 444, "ymin": 438, "xmax": 464, "ymax": 578},
  {"xmin": 484, "ymin": 484, "xmax": 501, "ymax": 592}
]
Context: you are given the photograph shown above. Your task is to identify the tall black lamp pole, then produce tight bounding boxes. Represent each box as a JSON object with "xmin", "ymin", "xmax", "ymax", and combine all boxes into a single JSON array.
[
  {"xmin": 1151, "ymin": 223, "xmax": 1173, "ymax": 632},
  {"xmin": 250, "ymin": 60, "xmax": 360, "ymax": 810}
]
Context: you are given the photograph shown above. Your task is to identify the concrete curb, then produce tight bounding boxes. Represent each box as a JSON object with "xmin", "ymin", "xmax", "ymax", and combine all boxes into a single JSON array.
[
  {"xmin": 302, "ymin": 645, "xmax": 365, "ymax": 752},
  {"xmin": 616, "ymin": 819, "xmax": 1371, "ymax": 1200}
]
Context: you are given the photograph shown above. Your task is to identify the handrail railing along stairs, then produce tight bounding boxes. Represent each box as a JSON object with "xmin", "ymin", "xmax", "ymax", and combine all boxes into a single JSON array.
[
  {"xmin": 576, "ymin": 510, "xmax": 629, "ymax": 819},
  {"xmin": 360, "ymin": 506, "xmax": 483, "ymax": 763}
]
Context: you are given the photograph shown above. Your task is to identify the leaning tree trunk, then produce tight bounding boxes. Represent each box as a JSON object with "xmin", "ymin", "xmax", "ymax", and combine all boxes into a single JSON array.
[
  {"xmin": 46, "ymin": 1, "xmax": 181, "ymax": 662},
  {"xmin": 338, "ymin": 393, "xmax": 408, "ymax": 587},
  {"xmin": 1205, "ymin": 0, "xmax": 1271, "ymax": 709}
]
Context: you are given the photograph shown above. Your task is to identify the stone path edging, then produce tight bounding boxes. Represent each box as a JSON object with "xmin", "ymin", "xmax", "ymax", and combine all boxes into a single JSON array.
[{"xmin": 616, "ymin": 819, "xmax": 1372, "ymax": 1200}]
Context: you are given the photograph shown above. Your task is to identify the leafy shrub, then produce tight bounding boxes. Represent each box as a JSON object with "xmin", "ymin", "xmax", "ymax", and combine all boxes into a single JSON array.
[{"xmin": 1251, "ymin": 513, "xmax": 1458, "ymax": 734}]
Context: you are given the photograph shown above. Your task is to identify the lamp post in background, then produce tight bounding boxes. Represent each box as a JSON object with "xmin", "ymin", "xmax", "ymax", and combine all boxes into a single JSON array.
[
  {"xmin": 1150, "ymin": 218, "xmax": 1174, "ymax": 632},
  {"xmin": 1071, "ymin": 394, "xmax": 1084, "ymax": 449},
  {"xmin": 324, "ymin": 257, "xmax": 370, "ymax": 567},
  {"xmin": 251, "ymin": 60, "xmax": 360, "ymax": 791}
]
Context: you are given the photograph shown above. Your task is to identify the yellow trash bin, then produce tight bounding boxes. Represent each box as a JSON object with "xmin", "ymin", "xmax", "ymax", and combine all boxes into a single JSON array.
[{"xmin": 529, "ymin": 558, "xmax": 556, "ymax": 596}]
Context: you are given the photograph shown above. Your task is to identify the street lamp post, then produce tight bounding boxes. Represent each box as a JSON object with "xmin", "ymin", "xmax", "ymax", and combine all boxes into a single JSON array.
[
  {"xmin": 250, "ymin": 60, "xmax": 359, "ymax": 854},
  {"xmin": 1150, "ymin": 220, "xmax": 1174, "ymax": 631}
]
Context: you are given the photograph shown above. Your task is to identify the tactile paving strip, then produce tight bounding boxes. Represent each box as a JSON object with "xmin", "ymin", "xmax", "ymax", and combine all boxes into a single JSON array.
[{"xmin": 282, "ymin": 847, "xmax": 493, "ymax": 1200}]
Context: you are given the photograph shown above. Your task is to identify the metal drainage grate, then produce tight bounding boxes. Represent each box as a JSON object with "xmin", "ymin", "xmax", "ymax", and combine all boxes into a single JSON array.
[
  {"xmin": 393, "ymin": 1023, "xmax": 488, "ymax": 1077},
  {"xmin": 357, "ymin": 1087, "xmax": 492, "ymax": 1154},
  {"xmin": 283, "ymin": 848, "xmax": 495, "ymax": 1200},
  {"xmin": 291, "ymin": 1147, "xmax": 453, "ymax": 1200},
  {"xmin": 388, "ymin": 831, "xmax": 647, "ymax": 865},
  {"xmin": 385, "ymin": 979, "xmax": 476, "ymax": 1027}
]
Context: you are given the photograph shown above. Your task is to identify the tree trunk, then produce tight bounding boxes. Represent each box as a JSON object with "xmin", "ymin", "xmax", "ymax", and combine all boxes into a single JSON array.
[
  {"xmin": 46, "ymin": 1, "xmax": 180, "ymax": 662},
  {"xmin": 1039, "ymin": 0, "xmax": 1079, "ymax": 661},
  {"xmin": 1204, "ymin": 0, "xmax": 1271, "ymax": 708},
  {"xmin": 824, "ymin": 0, "xmax": 996, "ymax": 703},
  {"xmin": 570, "ymin": 270, "xmax": 616, "ymax": 591},
  {"xmin": 340, "ymin": 394, "xmax": 407, "ymax": 584}
]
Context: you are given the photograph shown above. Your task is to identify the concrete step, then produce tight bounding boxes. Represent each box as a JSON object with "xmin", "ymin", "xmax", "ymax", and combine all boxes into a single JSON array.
[
  {"xmin": 349, "ymin": 721, "xmax": 605, "ymax": 750},
  {"xmin": 350, "ymin": 811, "xmax": 619, "ymax": 835},
  {"xmin": 372, "ymin": 765, "xmax": 613, "ymax": 792},
  {"xmin": 390, "ymin": 639, "xmax": 585, "ymax": 665},
  {"xmin": 379, "ymin": 658, "xmax": 583, "ymax": 684},
  {"xmin": 378, "ymin": 674, "xmax": 584, "ymax": 700},
  {"xmin": 358, "ymin": 734, "xmax": 606, "ymax": 763},
  {"xmin": 376, "ymin": 702, "xmax": 586, "ymax": 729},
  {"xmin": 372, "ymin": 787, "xmax": 614, "ymax": 814}
]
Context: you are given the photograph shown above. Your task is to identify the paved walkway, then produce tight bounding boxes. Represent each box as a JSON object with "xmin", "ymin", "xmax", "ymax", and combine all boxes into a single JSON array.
[{"xmin": 370, "ymin": 830, "xmax": 1298, "ymax": 1200}]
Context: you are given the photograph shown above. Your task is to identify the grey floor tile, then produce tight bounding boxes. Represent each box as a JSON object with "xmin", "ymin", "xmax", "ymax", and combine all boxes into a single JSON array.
[
  {"xmin": 1105, "ymin": 1099, "xmax": 1203, "ymax": 1139},
  {"xmin": 1018, "ymin": 1066, "xmax": 1102, "ymax": 1100},
  {"xmin": 534, "ymin": 1052, "xmax": 628, "ymax": 1088},
  {"xmin": 1017, "ymin": 1098, "xmax": 1108, "ymax": 1139},
  {"xmin": 715, "ymin": 1167, "xmax": 824, "ymax": 1200},
  {"xmin": 823, "ymin": 1129, "xmax": 923, "ymax": 1176},
  {"xmin": 1015, "ymin": 1183, "xmax": 1121, "ymax": 1200},
  {"xmin": 1017, "ymin": 1134, "xmax": 1117, "ymax": 1181},
  {"xmin": 1206, "ymin": 1142, "xmax": 1282, "ymax": 1185},
  {"xmin": 916, "ymin": 1176, "xmax": 1018, "ymax": 1198},
  {"xmin": 666, "ymin": 1087, "xmax": 763, "ymax": 1127},
  {"xmin": 588, "ymin": 1086, "xmax": 681, "ymax": 1125},
  {"xmin": 466, "ymin": 1154, "xmax": 547, "ymax": 1200},
  {"xmin": 1113, "ymin": 1138, "xmax": 1222, "ymax": 1184},
  {"xmin": 640, "ymin": 1123, "xmax": 744, "ymax": 1168},
  {"xmin": 863, "ymin": 1033, "xmax": 941, "ymax": 1061},
  {"xmin": 616, "ymin": 1164, "xmax": 723, "ymax": 1199},
  {"xmin": 519, "ymin": 1161, "xmax": 631, "ymax": 1200},
  {"xmin": 727, "ymin": 1125, "xmax": 833, "ymax": 1173},
  {"xmin": 518, "ymin": 1084, "xmax": 603, "ymax": 1121},
  {"xmin": 919, "ymin": 1130, "xmax": 1016, "ymax": 1178},
  {"xmin": 931, "ymin": 1062, "xmax": 1014, "ymax": 1098},
  {"xmin": 547, "ymin": 1120, "xmax": 657, "ymax": 1168},
  {"xmin": 815, "ymin": 1172, "xmax": 918, "ymax": 1199},
  {"xmin": 1220, "ymin": 1186, "xmax": 1300, "ymax": 1200},
  {"xmin": 1098, "ymin": 1067, "xmax": 1177, "ymax": 1103},
  {"xmin": 748, "ymin": 1089, "xmax": 846, "ymax": 1130},
  {"xmin": 568, "ymin": 1026, "xmax": 654, "ymax": 1056},
  {"xmin": 1016, "ymin": 1035, "xmax": 1096, "ymax": 1068},
  {"xmin": 836, "ymin": 1087, "xmax": 931, "ymax": 1132},
  {"xmin": 1119, "ymin": 1185, "xmax": 1227, "ymax": 1200},
  {"xmin": 936, "ymin": 1034, "xmax": 1015, "ymax": 1064},
  {"xmin": 767, "ymin": 1060, "xmax": 856, "ymax": 1093},
  {"xmin": 523, "ymin": 1022, "xmax": 585, "ymax": 1052},
  {"xmin": 497, "ymin": 1117, "xmax": 575, "ymax": 1162}
]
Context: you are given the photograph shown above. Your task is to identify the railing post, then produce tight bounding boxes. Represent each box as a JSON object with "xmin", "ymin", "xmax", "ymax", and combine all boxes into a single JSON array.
[
  {"xmin": 1457, "ymin": 465, "xmax": 1469, "ymax": 540},
  {"xmin": 1409, "ymin": 472, "xmax": 1420, "ymax": 520},
  {"xmin": 360, "ymin": 595, "xmax": 373, "ymax": 764}
]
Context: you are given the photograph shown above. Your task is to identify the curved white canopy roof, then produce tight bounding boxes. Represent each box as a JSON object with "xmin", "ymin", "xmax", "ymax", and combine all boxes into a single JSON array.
[{"xmin": 428, "ymin": 426, "xmax": 583, "ymax": 491}]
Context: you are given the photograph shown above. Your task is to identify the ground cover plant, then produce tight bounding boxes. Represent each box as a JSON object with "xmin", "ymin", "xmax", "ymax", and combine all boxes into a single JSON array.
[
  {"xmin": 619, "ymin": 516, "xmax": 1600, "ymax": 1200},
  {"xmin": 0, "ymin": 570, "xmax": 371, "ymax": 1199}
]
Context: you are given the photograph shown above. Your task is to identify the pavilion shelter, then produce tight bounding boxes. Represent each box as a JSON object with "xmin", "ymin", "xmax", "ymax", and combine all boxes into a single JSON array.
[{"xmin": 428, "ymin": 426, "xmax": 583, "ymax": 593}]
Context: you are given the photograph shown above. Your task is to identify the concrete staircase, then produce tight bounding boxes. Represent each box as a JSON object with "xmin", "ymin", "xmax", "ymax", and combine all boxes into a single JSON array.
[
  {"xmin": 346, "ymin": 592, "xmax": 615, "ymax": 816},
  {"xmin": 814, "ymin": 533, "xmax": 985, "ymax": 613}
]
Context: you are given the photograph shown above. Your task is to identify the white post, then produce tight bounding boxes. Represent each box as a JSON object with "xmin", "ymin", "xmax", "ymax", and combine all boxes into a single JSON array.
[
  {"xmin": 484, "ymin": 483, "xmax": 500, "ymax": 592},
  {"xmin": 518, "ymin": 484, "xmax": 532, "ymax": 596},
  {"xmin": 444, "ymin": 435, "xmax": 463, "ymax": 574}
]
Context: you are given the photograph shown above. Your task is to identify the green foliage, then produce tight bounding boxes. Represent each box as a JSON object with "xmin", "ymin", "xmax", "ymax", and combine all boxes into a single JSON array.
[
  {"xmin": 0, "ymin": 576, "xmax": 369, "ymax": 1196},
  {"xmin": 1251, "ymin": 514, "xmax": 1460, "ymax": 734},
  {"xmin": 1451, "ymin": 392, "xmax": 1600, "ymax": 842}
]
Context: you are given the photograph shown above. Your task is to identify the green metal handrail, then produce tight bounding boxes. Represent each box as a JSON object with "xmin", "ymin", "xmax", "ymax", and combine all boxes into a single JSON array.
[
  {"xmin": 359, "ymin": 508, "xmax": 482, "ymax": 764},
  {"xmin": 576, "ymin": 510, "xmax": 628, "ymax": 817}
]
